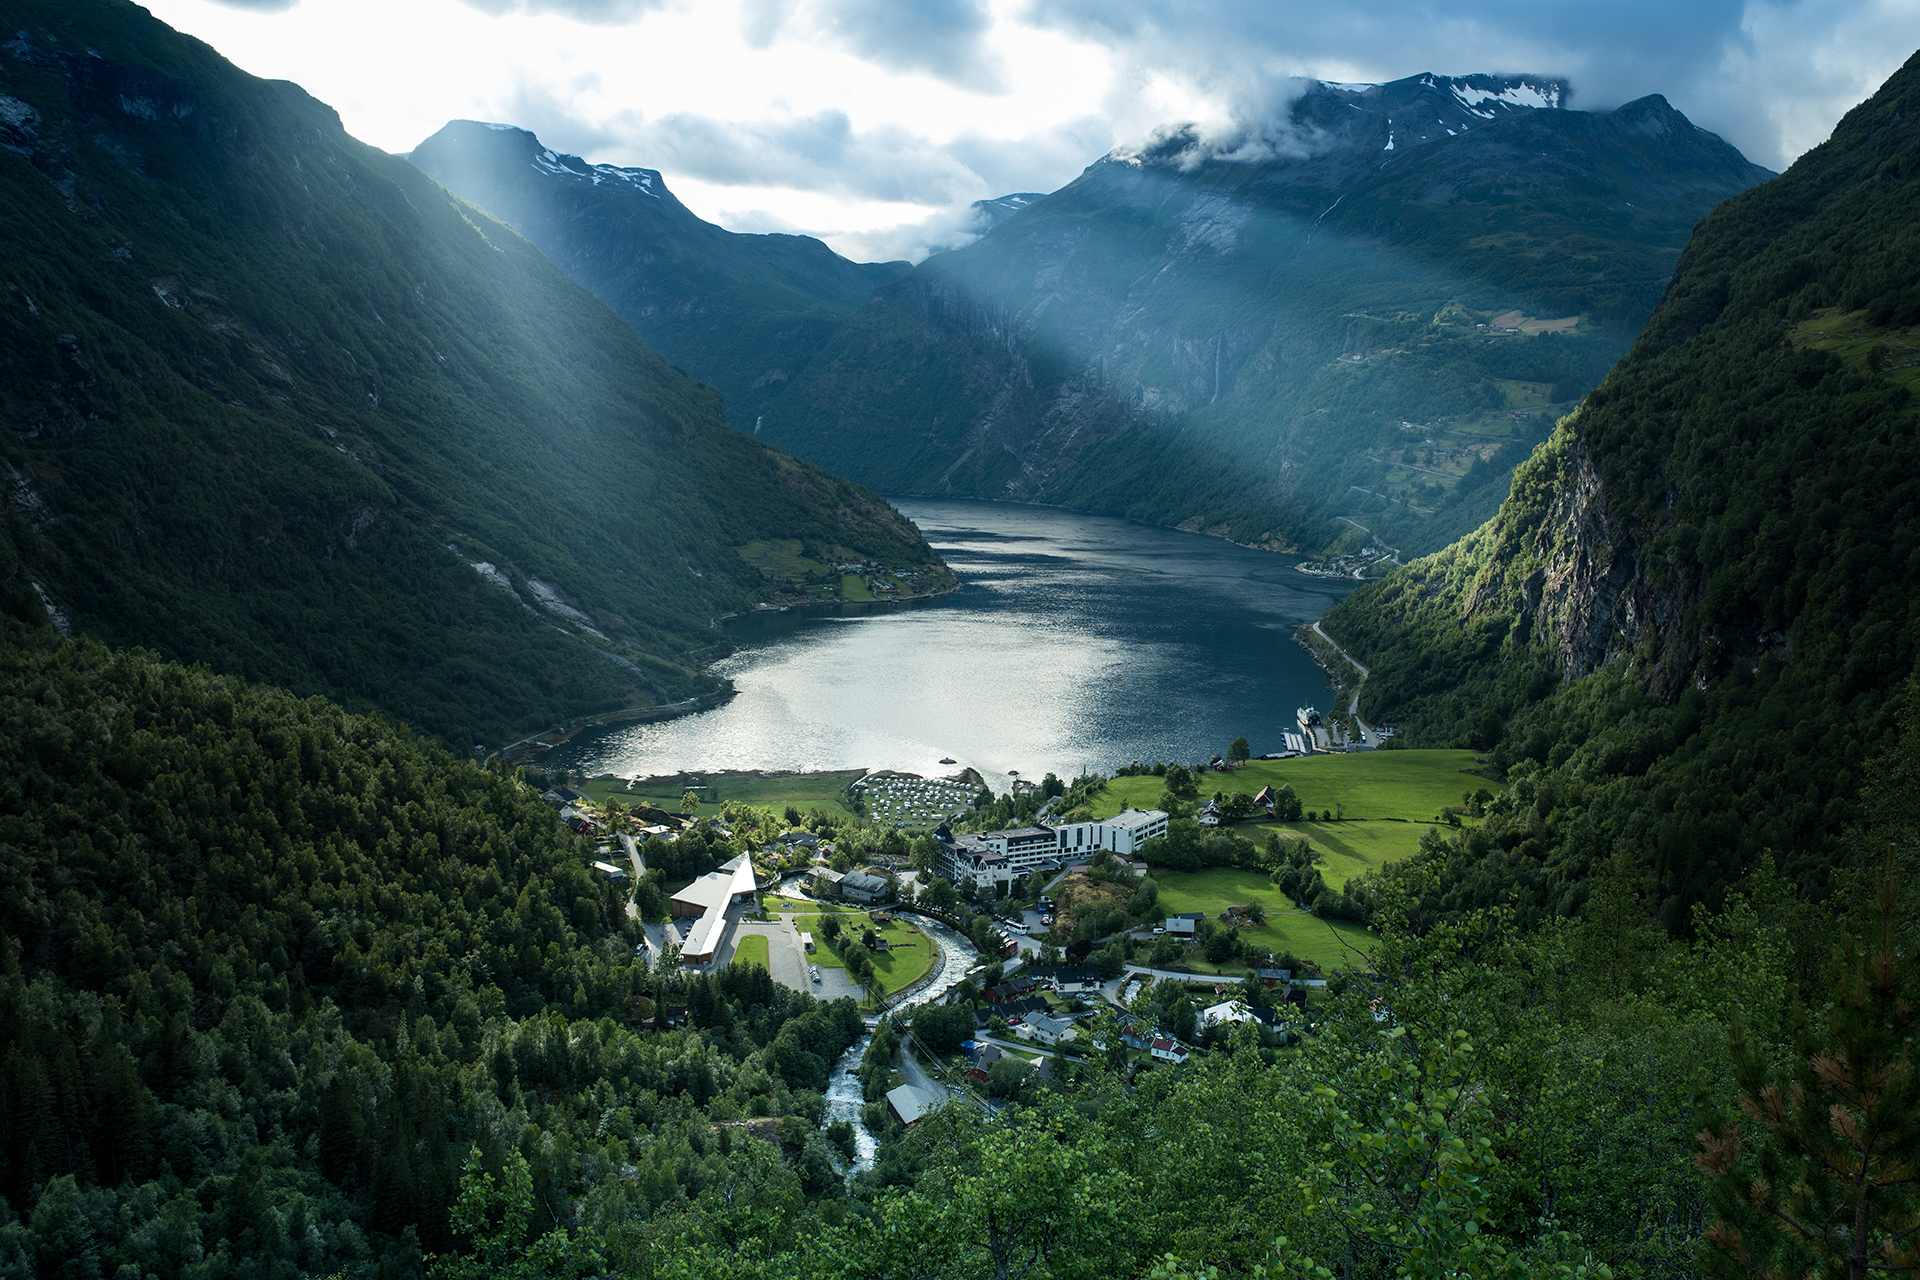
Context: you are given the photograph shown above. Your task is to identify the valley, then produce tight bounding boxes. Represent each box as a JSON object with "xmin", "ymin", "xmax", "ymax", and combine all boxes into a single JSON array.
[{"xmin": 4, "ymin": 2, "xmax": 1920, "ymax": 1278}]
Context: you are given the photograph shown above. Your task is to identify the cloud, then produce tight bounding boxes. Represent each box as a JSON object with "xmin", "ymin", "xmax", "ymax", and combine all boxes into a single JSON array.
[
  {"xmin": 456, "ymin": 0, "xmax": 665, "ymax": 23},
  {"xmin": 809, "ymin": 0, "xmax": 1002, "ymax": 90},
  {"xmin": 1023, "ymin": 0, "xmax": 1919, "ymax": 171},
  {"xmin": 205, "ymin": 0, "xmax": 298, "ymax": 12},
  {"xmin": 628, "ymin": 109, "xmax": 989, "ymax": 205}
]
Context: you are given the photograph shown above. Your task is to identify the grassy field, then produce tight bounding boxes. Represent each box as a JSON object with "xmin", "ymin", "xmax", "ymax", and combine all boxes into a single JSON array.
[
  {"xmin": 773, "ymin": 902, "xmax": 938, "ymax": 995},
  {"xmin": 730, "ymin": 934, "xmax": 770, "ymax": 970},
  {"xmin": 1147, "ymin": 867, "xmax": 1376, "ymax": 972},
  {"xmin": 1094, "ymin": 750, "xmax": 1489, "ymax": 822},
  {"xmin": 1154, "ymin": 867, "xmax": 1298, "ymax": 915},
  {"xmin": 581, "ymin": 770, "xmax": 862, "ymax": 822},
  {"xmin": 1260, "ymin": 818, "xmax": 1443, "ymax": 889}
]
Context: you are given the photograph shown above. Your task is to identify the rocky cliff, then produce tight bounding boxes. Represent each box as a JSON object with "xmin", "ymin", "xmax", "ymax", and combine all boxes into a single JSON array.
[{"xmin": 1315, "ymin": 50, "xmax": 1920, "ymax": 922}]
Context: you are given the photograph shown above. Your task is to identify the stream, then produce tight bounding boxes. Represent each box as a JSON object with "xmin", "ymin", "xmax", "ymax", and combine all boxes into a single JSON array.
[{"xmin": 820, "ymin": 912, "xmax": 979, "ymax": 1172}]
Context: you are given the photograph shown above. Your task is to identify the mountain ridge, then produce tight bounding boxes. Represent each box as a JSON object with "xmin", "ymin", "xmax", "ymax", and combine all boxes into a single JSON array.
[
  {"xmin": 754, "ymin": 72, "xmax": 1774, "ymax": 558},
  {"xmin": 0, "ymin": 0, "xmax": 944, "ymax": 748},
  {"xmin": 409, "ymin": 120, "xmax": 914, "ymax": 432},
  {"xmin": 1320, "ymin": 48, "xmax": 1920, "ymax": 925}
]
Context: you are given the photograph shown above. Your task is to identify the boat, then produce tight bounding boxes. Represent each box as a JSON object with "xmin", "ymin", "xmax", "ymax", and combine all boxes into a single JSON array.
[{"xmin": 939, "ymin": 757, "xmax": 955, "ymax": 765}]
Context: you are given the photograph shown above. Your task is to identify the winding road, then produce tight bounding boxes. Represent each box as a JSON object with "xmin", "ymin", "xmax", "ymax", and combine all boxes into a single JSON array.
[{"xmin": 1310, "ymin": 621, "xmax": 1380, "ymax": 747}]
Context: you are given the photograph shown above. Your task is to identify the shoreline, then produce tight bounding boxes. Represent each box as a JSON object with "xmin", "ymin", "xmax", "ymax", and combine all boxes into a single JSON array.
[
  {"xmin": 494, "ymin": 691, "xmax": 737, "ymax": 766},
  {"xmin": 712, "ymin": 580, "xmax": 963, "ymax": 628},
  {"xmin": 889, "ymin": 492, "xmax": 1307, "ymax": 558}
]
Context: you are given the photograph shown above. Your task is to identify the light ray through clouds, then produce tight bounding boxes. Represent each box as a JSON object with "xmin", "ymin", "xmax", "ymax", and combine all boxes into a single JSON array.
[{"xmin": 146, "ymin": 0, "xmax": 1920, "ymax": 263}]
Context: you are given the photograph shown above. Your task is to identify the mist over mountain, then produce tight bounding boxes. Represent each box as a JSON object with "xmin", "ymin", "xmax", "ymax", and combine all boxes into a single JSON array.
[
  {"xmin": 754, "ymin": 73, "xmax": 1774, "ymax": 558},
  {"xmin": 0, "ymin": 0, "xmax": 942, "ymax": 748}
]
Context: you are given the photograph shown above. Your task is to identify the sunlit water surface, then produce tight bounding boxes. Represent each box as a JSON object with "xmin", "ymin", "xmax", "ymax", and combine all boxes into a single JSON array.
[{"xmin": 549, "ymin": 499, "xmax": 1360, "ymax": 780}]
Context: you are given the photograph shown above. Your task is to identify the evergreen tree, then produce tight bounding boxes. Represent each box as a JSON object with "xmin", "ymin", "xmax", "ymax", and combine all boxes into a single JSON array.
[{"xmin": 1697, "ymin": 854, "xmax": 1920, "ymax": 1280}]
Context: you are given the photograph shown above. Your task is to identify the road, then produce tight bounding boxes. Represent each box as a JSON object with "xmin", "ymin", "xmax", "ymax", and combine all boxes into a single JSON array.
[{"xmin": 1310, "ymin": 621, "xmax": 1380, "ymax": 746}]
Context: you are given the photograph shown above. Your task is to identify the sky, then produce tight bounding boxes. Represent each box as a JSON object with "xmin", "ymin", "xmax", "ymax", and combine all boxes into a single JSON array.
[{"xmin": 143, "ymin": 0, "xmax": 1920, "ymax": 263}]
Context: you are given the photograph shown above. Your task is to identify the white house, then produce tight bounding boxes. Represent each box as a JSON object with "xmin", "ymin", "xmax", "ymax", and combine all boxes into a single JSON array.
[
  {"xmin": 1149, "ymin": 1036, "xmax": 1190, "ymax": 1064},
  {"xmin": 1017, "ymin": 1013, "xmax": 1077, "ymax": 1046}
]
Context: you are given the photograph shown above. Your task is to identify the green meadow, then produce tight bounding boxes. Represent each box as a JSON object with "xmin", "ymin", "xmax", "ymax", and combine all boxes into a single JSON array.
[
  {"xmin": 1147, "ymin": 867, "xmax": 1375, "ymax": 971},
  {"xmin": 1094, "ymin": 749, "xmax": 1490, "ymax": 822},
  {"xmin": 582, "ymin": 770, "xmax": 863, "ymax": 822}
]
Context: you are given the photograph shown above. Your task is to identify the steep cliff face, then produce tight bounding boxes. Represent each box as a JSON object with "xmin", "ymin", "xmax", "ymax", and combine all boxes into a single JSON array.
[
  {"xmin": 1316, "ymin": 50, "xmax": 1920, "ymax": 923},
  {"xmin": 762, "ymin": 74, "xmax": 1772, "ymax": 556},
  {"xmin": 1492, "ymin": 434, "xmax": 1696, "ymax": 695}
]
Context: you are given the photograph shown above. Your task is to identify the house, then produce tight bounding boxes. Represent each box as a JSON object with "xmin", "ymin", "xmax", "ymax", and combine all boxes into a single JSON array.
[
  {"xmin": 837, "ymin": 871, "xmax": 890, "ymax": 904},
  {"xmin": 1252, "ymin": 786, "xmax": 1277, "ymax": 813},
  {"xmin": 885, "ymin": 1084, "xmax": 940, "ymax": 1128},
  {"xmin": 1164, "ymin": 914, "xmax": 1200, "ymax": 938},
  {"xmin": 969, "ymin": 1042, "xmax": 1004, "ymax": 1068},
  {"xmin": 1196, "ymin": 799, "xmax": 1222, "ymax": 828},
  {"xmin": 1199, "ymin": 1000, "xmax": 1278, "ymax": 1030},
  {"xmin": 542, "ymin": 786, "xmax": 587, "ymax": 807},
  {"xmin": 983, "ymin": 975, "xmax": 1038, "ymax": 1003},
  {"xmin": 1000, "ymin": 996, "xmax": 1049, "ymax": 1021},
  {"xmin": 1256, "ymin": 967, "xmax": 1291, "ymax": 987},
  {"xmin": 965, "ymin": 1067, "xmax": 990, "ymax": 1085},
  {"xmin": 779, "ymin": 831, "xmax": 821, "ymax": 850},
  {"xmin": 591, "ymin": 859, "xmax": 628, "ymax": 880},
  {"xmin": 1025, "ymin": 964, "xmax": 1101, "ymax": 992},
  {"xmin": 1017, "ymin": 1013, "xmax": 1077, "ymax": 1045},
  {"xmin": 1149, "ymin": 1036, "xmax": 1190, "ymax": 1064}
]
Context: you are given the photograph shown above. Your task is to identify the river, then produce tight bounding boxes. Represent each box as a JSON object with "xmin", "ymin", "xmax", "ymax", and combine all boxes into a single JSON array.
[
  {"xmin": 550, "ymin": 499, "xmax": 1360, "ymax": 780},
  {"xmin": 818, "ymin": 912, "xmax": 979, "ymax": 1171}
]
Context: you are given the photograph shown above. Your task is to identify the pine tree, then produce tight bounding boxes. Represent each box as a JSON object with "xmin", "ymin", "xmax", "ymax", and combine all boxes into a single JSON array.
[{"xmin": 1696, "ymin": 852, "xmax": 1920, "ymax": 1280}]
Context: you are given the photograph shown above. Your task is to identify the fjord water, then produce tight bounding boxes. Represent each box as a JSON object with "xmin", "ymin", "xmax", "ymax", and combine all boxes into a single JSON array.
[{"xmin": 550, "ymin": 499, "xmax": 1359, "ymax": 781}]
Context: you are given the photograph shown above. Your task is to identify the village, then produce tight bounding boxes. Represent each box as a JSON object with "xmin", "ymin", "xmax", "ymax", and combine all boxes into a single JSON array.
[{"xmin": 525, "ymin": 739, "xmax": 1470, "ymax": 1118}]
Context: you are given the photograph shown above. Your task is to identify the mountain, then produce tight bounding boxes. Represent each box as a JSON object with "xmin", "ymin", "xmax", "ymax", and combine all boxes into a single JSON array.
[
  {"xmin": 1320, "ymin": 50, "xmax": 1920, "ymax": 927},
  {"xmin": 0, "ymin": 0, "xmax": 947, "ymax": 749},
  {"xmin": 409, "ymin": 121, "xmax": 913, "ymax": 432},
  {"xmin": 755, "ymin": 74, "xmax": 1774, "ymax": 558}
]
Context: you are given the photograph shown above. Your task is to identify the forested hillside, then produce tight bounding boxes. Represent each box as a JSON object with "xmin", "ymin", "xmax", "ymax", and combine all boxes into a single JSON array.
[
  {"xmin": 0, "ymin": 0, "xmax": 943, "ymax": 750},
  {"xmin": 0, "ymin": 619, "xmax": 866, "ymax": 1276},
  {"xmin": 1321, "ymin": 50, "xmax": 1920, "ymax": 929},
  {"xmin": 5, "ymin": 603, "xmax": 1896, "ymax": 1279},
  {"xmin": 409, "ymin": 122, "xmax": 911, "ymax": 435},
  {"xmin": 757, "ymin": 75, "xmax": 1771, "ymax": 558}
]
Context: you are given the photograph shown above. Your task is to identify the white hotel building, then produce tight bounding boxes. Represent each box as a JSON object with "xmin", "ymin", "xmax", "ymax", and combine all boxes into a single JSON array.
[{"xmin": 935, "ymin": 808, "xmax": 1169, "ymax": 895}]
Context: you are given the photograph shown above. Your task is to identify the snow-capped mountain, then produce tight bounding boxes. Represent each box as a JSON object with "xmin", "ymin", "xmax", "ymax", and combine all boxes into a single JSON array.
[{"xmin": 753, "ymin": 71, "xmax": 1775, "ymax": 557}]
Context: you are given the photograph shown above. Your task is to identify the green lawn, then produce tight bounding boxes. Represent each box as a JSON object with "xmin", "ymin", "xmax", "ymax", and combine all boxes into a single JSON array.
[
  {"xmin": 780, "ymin": 906, "xmax": 937, "ymax": 995},
  {"xmin": 1146, "ymin": 867, "xmax": 1375, "ymax": 972},
  {"xmin": 730, "ymin": 934, "xmax": 770, "ymax": 970},
  {"xmin": 1094, "ymin": 750, "xmax": 1489, "ymax": 822},
  {"xmin": 840, "ymin": 574, "xmax": 875, "ymax": 601},
  {"xmin": 581, "ymin": 770, "xmax": 862, "ymax": 822}
]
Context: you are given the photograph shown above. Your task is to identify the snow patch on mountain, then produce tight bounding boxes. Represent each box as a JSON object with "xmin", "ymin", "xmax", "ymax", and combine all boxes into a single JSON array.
[{"xmin": 1449, "ymin": 80, "xmax": 1564, "ymax": 116}]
